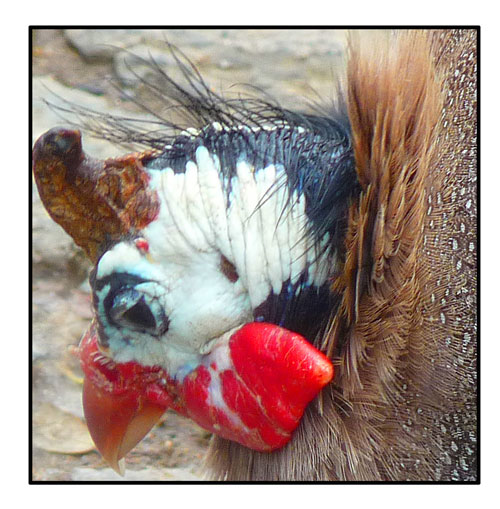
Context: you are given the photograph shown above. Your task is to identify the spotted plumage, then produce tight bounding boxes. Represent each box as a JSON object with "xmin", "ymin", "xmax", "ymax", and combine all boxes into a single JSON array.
[{"xmin": 33, "ymin": 29, "xmax": 477, "ymax": 481}]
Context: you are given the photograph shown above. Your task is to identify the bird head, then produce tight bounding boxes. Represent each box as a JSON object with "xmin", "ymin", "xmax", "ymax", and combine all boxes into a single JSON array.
[
  {"xmin": 32, "ymin": 113, "xmax": 354, "ymax": 472},
  {"xmin": 33, "ymin": 31, "xmax": 476, "ymax": 481}
]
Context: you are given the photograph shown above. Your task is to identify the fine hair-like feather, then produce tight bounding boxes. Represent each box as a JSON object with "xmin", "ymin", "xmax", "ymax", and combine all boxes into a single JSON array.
[{"xmin": 42, "ymin": 30, "xmax": 477, "ymax": 481}]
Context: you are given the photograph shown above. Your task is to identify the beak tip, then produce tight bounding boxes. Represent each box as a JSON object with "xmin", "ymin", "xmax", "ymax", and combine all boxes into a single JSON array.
[{"xmin": 109, "ymin": 458, "xmax": 126, "ymax": 477}]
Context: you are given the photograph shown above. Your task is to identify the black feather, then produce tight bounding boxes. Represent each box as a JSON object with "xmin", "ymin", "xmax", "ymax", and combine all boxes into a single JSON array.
[{"xmin": 47, "ymin": 42, "xmax": 360, "ymax": 342}]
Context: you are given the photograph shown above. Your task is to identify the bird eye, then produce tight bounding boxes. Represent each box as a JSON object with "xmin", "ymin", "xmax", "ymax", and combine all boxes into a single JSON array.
[
  {"xmin": 121, "ymin": 299, "xmax": 156, "ymax": 330},
  {"xmin": 104, "ymin": 283, "xmax": 169, "ymax": 337},
  {"xmin": 110, "ymin": 288, "xmax": 157, "ymax": 331}
]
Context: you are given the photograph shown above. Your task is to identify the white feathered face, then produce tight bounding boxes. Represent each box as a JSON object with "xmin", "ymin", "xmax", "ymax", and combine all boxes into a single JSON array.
[
  {"xmin": 92, "ymin": 140, "xmax": 338, "ymax": 380},
  {"xmin": 34, "ymin": 102, "xmax": 358, "ymax": 470}
]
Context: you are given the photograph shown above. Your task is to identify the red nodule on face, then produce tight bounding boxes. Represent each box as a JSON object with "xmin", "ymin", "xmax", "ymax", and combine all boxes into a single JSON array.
[{"xmin": 79, "ymin": 321, "xmax": 334, "ymax": 472}]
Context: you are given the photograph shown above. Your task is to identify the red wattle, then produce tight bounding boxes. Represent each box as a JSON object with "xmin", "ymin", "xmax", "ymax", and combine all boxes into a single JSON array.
[
  {"xmin": 229, "ymin": 322, "xmax": 334, "ymax": 430},
  {"xmin": 176, "ymin": 322, "xmax": 334, "ymax": 451},
  {"xmin": 80, "ymin": 320, "xmax": 334, "ymax": 464}
]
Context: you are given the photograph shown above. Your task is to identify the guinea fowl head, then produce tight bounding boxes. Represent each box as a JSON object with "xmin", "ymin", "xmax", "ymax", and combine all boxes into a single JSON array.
[
  {"xmin": 32, "ymin": 48, "xmax": 353, "ymax": 472},
  {"xmin": 32, "ymin": 30, "xmax": 476, "ymax": 481}
]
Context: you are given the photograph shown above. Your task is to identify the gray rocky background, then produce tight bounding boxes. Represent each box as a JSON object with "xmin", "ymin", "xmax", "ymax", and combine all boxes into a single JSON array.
[{"xmin": 32, "ymin": 28, "xmax": 348, "ymax": 481}]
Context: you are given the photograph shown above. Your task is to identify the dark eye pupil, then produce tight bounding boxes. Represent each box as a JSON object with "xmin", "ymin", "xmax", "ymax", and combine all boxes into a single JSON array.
[
  {"xmin": 105, "ymin": 285, "xmax": 169, "ymax": 335},
  {"xmin": 97, "ymin": 273, "xmax": 170, "ymax": 337},
  {"xmin": 121, "ymin": 298, "xmax": 157, "ymax": 331}
]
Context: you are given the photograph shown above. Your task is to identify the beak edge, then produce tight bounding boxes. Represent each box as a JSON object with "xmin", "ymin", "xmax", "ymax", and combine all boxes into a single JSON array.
[{"xmin": 82, "ymin": 375, "xmax": 166, "ymax": 475}]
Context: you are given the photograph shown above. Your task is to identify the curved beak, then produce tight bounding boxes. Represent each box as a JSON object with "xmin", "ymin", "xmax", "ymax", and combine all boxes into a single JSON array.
[
  {"xmin": 82, "ymin": 375, "xmax": 166, "ymax": 475},
  {"xmin": 79, "ymin": 322, "xmax": 171, "ymax": 475}
]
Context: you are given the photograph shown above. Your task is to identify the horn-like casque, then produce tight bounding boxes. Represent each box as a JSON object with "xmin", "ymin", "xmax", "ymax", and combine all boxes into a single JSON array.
[{"xmin": 32, "ymin": 128, "xmax": 159, "ymax": 263}]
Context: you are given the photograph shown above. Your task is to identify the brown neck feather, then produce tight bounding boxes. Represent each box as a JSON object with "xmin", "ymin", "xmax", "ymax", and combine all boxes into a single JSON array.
[{"xmin": 205, "ymin": 29, "xmax": 477, "ymax": 481}]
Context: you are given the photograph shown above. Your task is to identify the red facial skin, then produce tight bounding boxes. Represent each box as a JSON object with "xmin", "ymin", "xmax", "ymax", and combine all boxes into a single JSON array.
[
  {"xmin": 79, "ymin": 320, "xmax": 334, "ymax": 473},
  {"xmin": 33, "ymin": 128, "xmax": 335, "ymax": 470}
]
